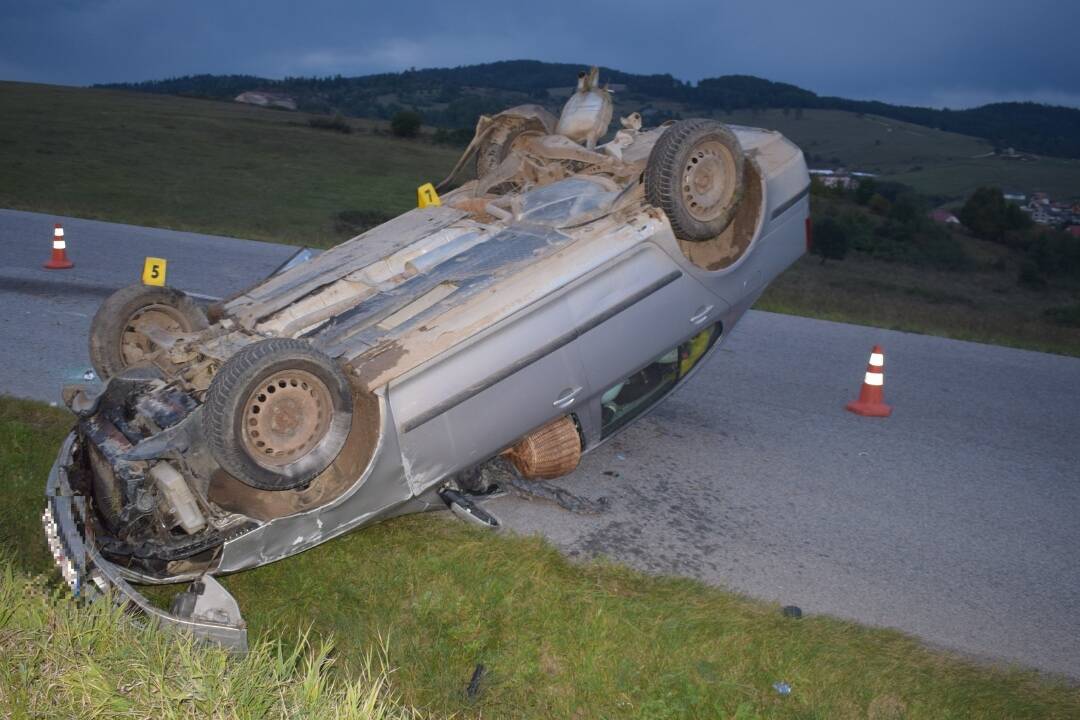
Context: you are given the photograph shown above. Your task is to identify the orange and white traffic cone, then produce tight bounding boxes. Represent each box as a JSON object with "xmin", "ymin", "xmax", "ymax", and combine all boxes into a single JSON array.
[
  {"xmin": 43, "ymin": 223, "xmax": 74, "ymax": 270},
  {"xmin": 846, "ymin": 345, "xmax": 892, "ymax": 417}
]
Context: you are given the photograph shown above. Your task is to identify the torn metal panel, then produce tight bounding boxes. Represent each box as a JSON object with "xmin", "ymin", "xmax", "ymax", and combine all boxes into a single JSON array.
[{"xmin": 45, "ymin": 434, "xmax": 249, "ymax": 651}]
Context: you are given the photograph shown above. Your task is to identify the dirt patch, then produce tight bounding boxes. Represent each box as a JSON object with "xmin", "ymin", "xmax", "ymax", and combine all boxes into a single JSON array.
[
  {"xmin": 350, "ymin": 341, "xmax": 408, "ymax": 391},
  {"xmin": 676, "ymin": 158, "xmax": 764, "ymax": 271}
]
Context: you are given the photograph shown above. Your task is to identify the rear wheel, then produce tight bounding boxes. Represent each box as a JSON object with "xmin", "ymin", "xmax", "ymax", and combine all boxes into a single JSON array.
[
  {"xmin": 203, "ymin": 338, "xmax": 353, "ymax": 491},
  {"xmin": 645, "ymin": 119, "xmax": 745, "ymax": 242},
  {"xmin": 476, "ymin": 116, "xmax": 545, "ymax": 177},
  {"xmin": 88, "ymin": 284, "xmax": 208, "ymax": 380}
]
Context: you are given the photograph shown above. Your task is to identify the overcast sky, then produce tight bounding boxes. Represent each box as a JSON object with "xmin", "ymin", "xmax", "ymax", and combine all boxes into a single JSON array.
[{"xmin": 2, "ymin": 0, "xmax": 1078, "ymax": 109}]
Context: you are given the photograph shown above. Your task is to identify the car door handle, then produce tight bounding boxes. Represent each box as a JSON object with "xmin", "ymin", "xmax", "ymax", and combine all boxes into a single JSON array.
[
  {"xmin": 690, "ymin": 304, "xmax": 714, "ymax": 325},
  {"xmin": 553, "ymin": 387, "xmax": 582, "ymax": 409}
]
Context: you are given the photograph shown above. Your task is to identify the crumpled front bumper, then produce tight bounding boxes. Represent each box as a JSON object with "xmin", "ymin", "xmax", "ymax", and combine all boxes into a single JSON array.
[{"xmin": 43, "ymin": 431, "xmax": 248, "ymax": 651}]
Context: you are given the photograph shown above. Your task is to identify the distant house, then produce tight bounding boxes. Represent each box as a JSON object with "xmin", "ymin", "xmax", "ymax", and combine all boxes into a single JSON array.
[
  {"xmin": 1027, "ymin": 202, "xmax": 1053, "ymax": 225},
  {"xmin": 809, "ymin": 168, "xmax": 875, "ymax": 190},
  {"xmin": 929, "ymin": 209, "xmax": 960, "ymax": 225},
  {"xmin": 1003, "ymin": 192, "xmax": 1026, "ymax": 203},
  {"xmin": 820, "ymin": 175, "xmax": 857, "ymax": 189},
  {"xmin": 234, "ymin": 91, "xmax": 298, "ymax": 111}
]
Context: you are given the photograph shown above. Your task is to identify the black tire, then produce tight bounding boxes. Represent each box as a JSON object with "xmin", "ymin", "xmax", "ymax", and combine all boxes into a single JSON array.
[
  {"xmin": 476, "ymin": 116, "xmax": 543, "ymax": 177},
  {"xmin": 88, "ymin": 284, "xmax": 208, "ymax": 381},
  {"xmin": 203, "ymin": 338, "xmax": 353, "ymax": 491},
  {"xmin": 645, "ymin": 119, "xmax": 745, "ymax": 242}
]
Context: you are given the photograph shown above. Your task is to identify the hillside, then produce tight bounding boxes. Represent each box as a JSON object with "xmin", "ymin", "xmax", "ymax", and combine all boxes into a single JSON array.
[
  {"xmin": 0, "ymin": 81, "xmax": 458, "ymax": 246},
  {"xmin": 95, "ymin": 73, "xmax": 1080, "ymax": 201},
  {"xmin": 101, "ymin": 59, "xmax": 1080, "ymax": 161},
  {"xmin": 720, "ymin": 108, "xmax": 1080, "ymax": 199}
]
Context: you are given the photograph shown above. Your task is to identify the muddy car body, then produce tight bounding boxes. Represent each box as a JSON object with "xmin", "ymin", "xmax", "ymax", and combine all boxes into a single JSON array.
[{"xmin": 44, "ymin": 72, "xmax": 810, "ymax": 648}]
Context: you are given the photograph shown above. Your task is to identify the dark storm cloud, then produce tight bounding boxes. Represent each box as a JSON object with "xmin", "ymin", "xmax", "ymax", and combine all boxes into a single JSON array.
[{"xmin": 1, "ymin": 0, "xmax": 1078, "ymax": 108}]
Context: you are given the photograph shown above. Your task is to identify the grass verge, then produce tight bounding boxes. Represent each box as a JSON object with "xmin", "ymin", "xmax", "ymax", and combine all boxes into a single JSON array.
[
  {"xmin": 2, "ymin": 395, "xmax": 1079, "ymax": 718},
  {"xmin": 0, "ymin": 558, "xmax": 419, "ymax": 719}
]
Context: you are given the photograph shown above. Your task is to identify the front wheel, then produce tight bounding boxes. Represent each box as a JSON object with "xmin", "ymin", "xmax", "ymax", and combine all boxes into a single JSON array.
[
  {"xmin": 203, "ymin": 338, "xmax": 353, "ymax": 491},
  {"xmin": 645, "ymin": 119, "xmax": 745, "ymax": 242}
]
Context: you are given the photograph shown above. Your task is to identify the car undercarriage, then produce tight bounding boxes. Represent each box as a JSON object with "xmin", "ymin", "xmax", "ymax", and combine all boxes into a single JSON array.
[{"xmin": 44, "ymin": 67, "xmax": 810, "ymax": 649}]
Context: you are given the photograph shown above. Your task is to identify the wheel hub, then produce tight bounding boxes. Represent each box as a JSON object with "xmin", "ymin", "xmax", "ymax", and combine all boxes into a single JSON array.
[
  {"xmin": 243, "ymin": 369, "xmax": 333, "ymax": 467},
  {"xmin": 268, "ymin": 397, "xmax": 303, "ymax": 435},
  {"xmin": 681, "ymin": 140, "xmax": 737, "ymax": 222}
]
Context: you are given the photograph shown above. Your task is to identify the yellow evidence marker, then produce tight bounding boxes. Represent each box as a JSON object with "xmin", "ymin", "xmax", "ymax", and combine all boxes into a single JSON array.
[
  {"xmin": 142, "ymin": 257, "xmax": 167, "ymax": 286},
  {"xmin": 417, "ymin": 182, "xmax": 441, "ymax": 208}
]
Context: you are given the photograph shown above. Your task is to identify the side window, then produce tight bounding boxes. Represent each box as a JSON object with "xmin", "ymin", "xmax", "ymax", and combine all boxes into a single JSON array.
[{"xmin": 600, "ymin": 323, "xmax": 721, "ymax": 438}]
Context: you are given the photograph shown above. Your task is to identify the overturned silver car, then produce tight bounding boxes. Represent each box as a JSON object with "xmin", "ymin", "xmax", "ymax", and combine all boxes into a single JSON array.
[{"xmin": 44, "ymin": 69, "xmax": 810, "ymax": 648}]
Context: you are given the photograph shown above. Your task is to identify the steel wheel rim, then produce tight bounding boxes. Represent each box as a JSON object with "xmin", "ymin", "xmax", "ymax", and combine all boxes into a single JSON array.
[
  {"xmin": 121, "ymin": 304, "xmax": 189, "ymax": 366},
  {"xmin": 242, "ymin": 369, "xmax": 334, "ymax": 468},
  {"xmin": 681, "ymin": 139, "xmax": 737, "ymax": 222}
]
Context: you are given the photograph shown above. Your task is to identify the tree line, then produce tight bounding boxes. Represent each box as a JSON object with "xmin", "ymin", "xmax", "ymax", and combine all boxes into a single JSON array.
[{"xmin": 810, "ymin": 179, "xmax": 1080, "ymax": 300}]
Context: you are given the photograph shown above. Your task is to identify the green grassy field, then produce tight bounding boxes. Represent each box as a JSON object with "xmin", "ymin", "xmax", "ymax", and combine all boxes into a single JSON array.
[
  {"xmin": 3, "ymin": 396, "xmax": 1080, "ymax": 719},
  {"xmin": 757, "ymin": 233, "xmax": 1080, "ymax": 357},
  {"xmin": 887, "ymin": 156, "xmax": 1080, "ymax": 200},
  {"xmin": 0, "ymin": 81, "xmax": 458, "ymax": 247}
]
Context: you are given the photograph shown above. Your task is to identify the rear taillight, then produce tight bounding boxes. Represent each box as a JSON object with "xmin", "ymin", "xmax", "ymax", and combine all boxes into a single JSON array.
[{"xmin": 805, "ymin": 216, "xmax": 813, "ymax": 253}]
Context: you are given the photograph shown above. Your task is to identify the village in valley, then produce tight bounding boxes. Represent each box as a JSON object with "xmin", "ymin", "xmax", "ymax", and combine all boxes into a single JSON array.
[{"xmin": 811, "ymin": 167, "xmax": 1080, "ymax": 235}]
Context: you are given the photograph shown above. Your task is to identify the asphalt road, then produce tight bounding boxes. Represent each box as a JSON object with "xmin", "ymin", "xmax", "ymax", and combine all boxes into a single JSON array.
[
  {"xmin": 2, "ymin": 209, "xmax": 1078, "ymax": 678},
  {"xmin": 0, "ymin": 208, "xmax": 298, "ymax": 402},
  {"xmin": 492, "ymin": 310, "xmax": 1080, "ymax": 679}
]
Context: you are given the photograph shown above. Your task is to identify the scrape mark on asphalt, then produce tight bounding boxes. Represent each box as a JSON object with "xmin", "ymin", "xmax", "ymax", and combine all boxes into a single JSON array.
[{"xmin": 0, "ymin": 275, "xmax": 116, "ymax": 299}]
